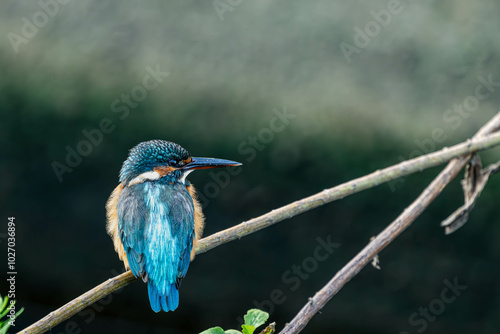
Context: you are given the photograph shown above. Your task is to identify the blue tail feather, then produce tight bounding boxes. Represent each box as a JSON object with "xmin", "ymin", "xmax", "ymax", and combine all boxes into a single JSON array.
[
  {"xmin": 168, "ymin": 284, "xmax": 179, "ymax": 310},
  {"xmin": 148, "ymin": 281, "xmax": 180, "ymax": 312},
  {"xmin": 148, "ymin": 282, "xmax": 161, "ymax": 312}
]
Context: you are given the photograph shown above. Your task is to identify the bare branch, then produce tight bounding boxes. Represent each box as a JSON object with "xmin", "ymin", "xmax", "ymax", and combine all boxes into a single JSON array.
[
  {"xmin": 196, "ymin": 129, "xmax": 500, "ymax": 255},
  {"xmin": 20, "ymin": 113, "xmax": 500, "ymax": 334},
  {"xmin": 278, "ymin": 112, "xmax": 500, "ymax": 334}
]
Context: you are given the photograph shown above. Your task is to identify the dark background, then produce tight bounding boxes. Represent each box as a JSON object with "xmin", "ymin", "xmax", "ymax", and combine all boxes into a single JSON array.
[{"xmin": 1, "ymin": 1, "xmax": 500, "ymax": 333}]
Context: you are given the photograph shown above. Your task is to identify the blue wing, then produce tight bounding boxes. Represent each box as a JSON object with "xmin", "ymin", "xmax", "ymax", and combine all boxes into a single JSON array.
[{"xmin": 117, "ymin": 181, "xmax": 195, "ymax": 312}]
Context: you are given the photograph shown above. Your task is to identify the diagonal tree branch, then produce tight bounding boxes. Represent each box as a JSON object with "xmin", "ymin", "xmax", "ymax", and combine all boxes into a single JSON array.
[
  {"xmin": 20, "ymin": 113, "xmax": 500, "ymax": 334},
  {"xmin": 196, "ymin": 129, "xmax": 500, "ymax": 255},
  {"xmin": 278, "ymin": 112, "xmax": 500, "ymax": 334}
]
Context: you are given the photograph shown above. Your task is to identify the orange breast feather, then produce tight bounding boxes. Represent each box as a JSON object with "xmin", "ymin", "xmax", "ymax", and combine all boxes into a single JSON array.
[
  {"xmin": 106, "ymin": 184, "xmax": 130, "ymax": 270},
  {"xmin": 187, "ymin": 185, "xmax": 205, "ymax": 261}
]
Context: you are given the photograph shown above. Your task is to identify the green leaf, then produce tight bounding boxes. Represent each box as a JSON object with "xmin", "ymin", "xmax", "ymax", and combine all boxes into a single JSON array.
[
  {"xmin": 199, "ymin": 327, "xmax": 227, "ymax": 334},
  {"xmin": 16, "ymin": 307, "xmax": 25, "ymax": 318},
  {"xmin": 0, "ymin": 306, "xmax": 8, "ymax": 319},
  {"xmin": 241, "ymin": 324, "xmax": 256, "ymax": 334},
  {"xmin": 224, "ymin": 330, "xmax": 242, "ymax": 334},
  {"xmin": 0, "ymin": 323, "xmax": 9, "ymax": 334},
  {"xmin": 0, "ymin": 297, "xmax": 9, "ymax": 318},
  {"xmin": 0, "ymin": 304, "xmax": 23, "ymax": 334},
  {"xmin": 243, "ymin": 309, "xmax": 269, "ymax": 329}
]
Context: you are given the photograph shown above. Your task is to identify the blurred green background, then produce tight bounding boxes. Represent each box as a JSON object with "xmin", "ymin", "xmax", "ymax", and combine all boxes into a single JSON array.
[{"xmin": 1, "ymin": 1, "xmax": 500, "ymax": 333}]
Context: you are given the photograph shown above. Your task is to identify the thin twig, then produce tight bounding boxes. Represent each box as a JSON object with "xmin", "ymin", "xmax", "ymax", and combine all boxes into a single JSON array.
[
  {"xmin": 278, "ymin": 112, "xmax": 500, "ymax": 334},
  {"xmin": 441, "ymin": 156, "xmax": 500, "ymax": 234},
  {"xmin": 20, "ymin": 114, "xmax": 500, "ymax": 334}
]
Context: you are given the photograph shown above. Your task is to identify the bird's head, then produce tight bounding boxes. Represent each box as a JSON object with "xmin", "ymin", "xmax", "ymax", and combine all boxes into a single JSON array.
[{"xmin": 119, "ymin": 140, "xmax": 241, "ymax": 186}]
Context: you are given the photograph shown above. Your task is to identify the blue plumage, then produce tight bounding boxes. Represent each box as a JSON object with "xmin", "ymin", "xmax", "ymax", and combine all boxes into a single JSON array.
[
  {"xmin": 117, "ymin": 180, "xmax": 195, "ymax": 312},
  {"xmin": 107, "ymin": 140, "xmax": 241, "ymax": 312}
]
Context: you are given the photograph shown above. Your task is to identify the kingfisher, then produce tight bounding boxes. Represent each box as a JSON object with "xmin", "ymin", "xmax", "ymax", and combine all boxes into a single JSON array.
[{"xmin": 106, "ymin": 140, "xmax": 241, "ymax": 312}]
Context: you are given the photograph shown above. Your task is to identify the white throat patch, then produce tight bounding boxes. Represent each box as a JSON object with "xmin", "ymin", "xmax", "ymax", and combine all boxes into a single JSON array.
[
  {"xmin": 128, "ymin": 169, "xmax": 193, "ymax": 186},
  {"xmin": 179, "ymin": 170, "xmax": 194, "ymax": 184},
  {"xmin": 128, "ymin": 171, "xmax": 161, "ymax": 186}
]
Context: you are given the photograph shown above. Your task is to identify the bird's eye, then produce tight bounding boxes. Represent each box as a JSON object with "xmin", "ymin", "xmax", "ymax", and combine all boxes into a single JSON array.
[{"xmin": 169, "ymin": 159, "xmax": 178, "ymax": 167}]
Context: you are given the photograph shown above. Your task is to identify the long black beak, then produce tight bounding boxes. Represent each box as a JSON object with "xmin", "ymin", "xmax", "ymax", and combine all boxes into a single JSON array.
[{"xmin": 182, "ymin": 157, "xmax": 242, "ymax": 170}]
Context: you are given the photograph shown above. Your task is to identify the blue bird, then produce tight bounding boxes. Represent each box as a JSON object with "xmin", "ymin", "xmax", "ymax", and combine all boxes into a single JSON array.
[{"xmin": 106, "ymin": 140, "xmax": 241, "ymax": 312}]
